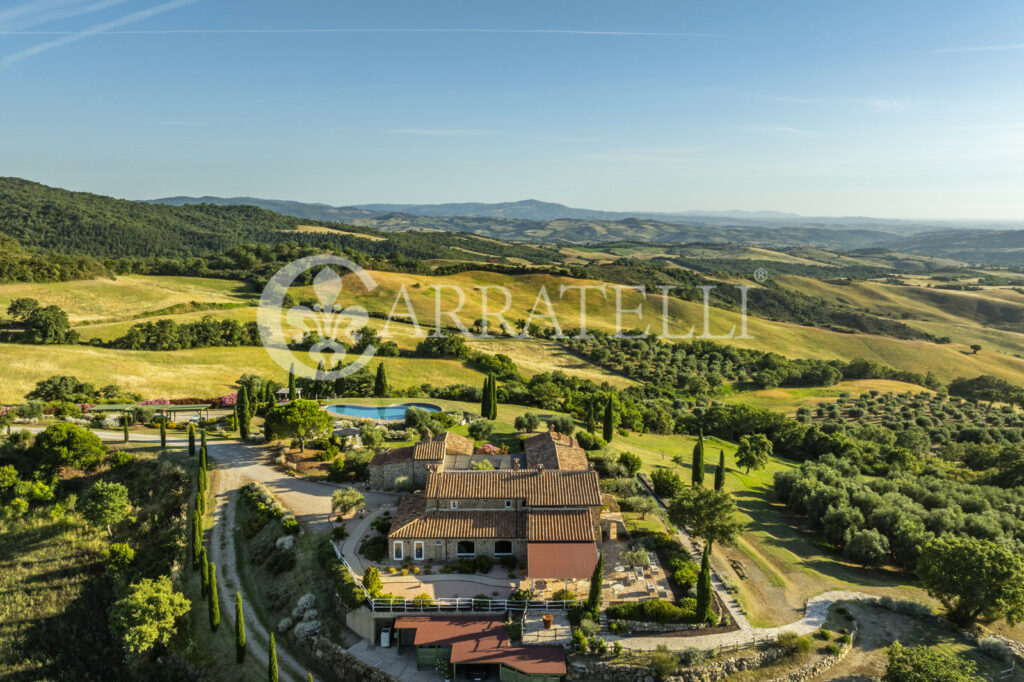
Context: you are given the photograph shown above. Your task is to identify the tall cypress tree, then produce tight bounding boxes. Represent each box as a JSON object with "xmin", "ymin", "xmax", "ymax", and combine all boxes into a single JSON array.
[
  {"xmin": 314, "ymin": 361, "xmax": 326, "ymax": 399},
  {"xmin": 159, "ymin": 418, "xmax": 166, "ymax": 448},
  {"xmin": 200, "ymin": 547, "xmax": 210, "ymax": 597},
  {"xmin": 488, "ymin": 374, "xmax": 498, "ymax": 420},
  {"xmin": 585, "ymin": 401, "xmax": 596, "ymax": 434},
  {"xmin": 188, "ymin": 423, "xmax": 196, "ymax": 457},
  {"xmin": 374, "ymin": 363, "xmax": 388, "ymax": 398},
  {"xmin": 268, "ymin": 633, "xmax": 279, "ymax": 682},
  {"xmin": 586, "ymin": 550, "xmax": 604, "ymax": 614},
  {"xmin": 200, "ymin": 444, "xmax": 208, "ymax": 472},
  {"xmin": 696, "ymin": 545, "xmax": 714, "ymax": 623},
  {"xmin": 481, "ymin": 376, "xmax": 491, "ymax": 419},
  {"xmin": 201, "ymin": 428, "xmax": 207, "ymax": 450},
  {"xmin": 714, "ymin": 449, "xmax": 726, "ymax": 491},
  {"xmin": 238, "ymin": 385, "xmax": 250, "ymax": 439},
  {"xmin": 264, "ymin": 382, "xmax": 273, "ymax": 405},
  {"xmin": 192, "ymin": 507, "xmax": 202, "ymax": 568},
  {"xmin": 122, "ymin": 416, "xmax": 129, "ymax": 442},
  {"xmin": 692, "ymin": 430, "xmax": 705, "ymax": 487},
  {"xmin": 208, "ymin": 562, "xmax": 220, "ymax": 630},
  {"xmin": 196, "ymin": 487, "xmax": 205, "ymax": 516},
  {"xmin": 602, "ymin": 396, "xmax": 614, "ymax": 442},
  {"xmin": 288, "ymin": 364, "xmax": 297, "ymax": 401},
  {"xmin": 235, "ymin": 592, "xmax": 246, "ymax": 663}
]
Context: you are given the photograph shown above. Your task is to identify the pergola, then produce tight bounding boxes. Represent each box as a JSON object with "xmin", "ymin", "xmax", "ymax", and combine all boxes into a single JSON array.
[{"xmin": 153, "ymin": 404, "xmax": 212, "ymax": 422}]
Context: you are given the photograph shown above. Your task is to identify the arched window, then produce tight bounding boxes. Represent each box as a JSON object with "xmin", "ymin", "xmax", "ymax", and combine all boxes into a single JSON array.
[
  {"xmin": 456, "ymin": 541, "xmax": 475, "ymax": 557},
  {"xmin": 494, "ymin": 540, "xmax": 513, "ymax": 556}
]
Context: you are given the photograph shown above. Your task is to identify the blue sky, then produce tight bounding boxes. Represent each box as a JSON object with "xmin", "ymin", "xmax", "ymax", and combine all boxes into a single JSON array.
[{"xmin": 1, "ymin": 0, "xmax": 1023, "ymax": 218}]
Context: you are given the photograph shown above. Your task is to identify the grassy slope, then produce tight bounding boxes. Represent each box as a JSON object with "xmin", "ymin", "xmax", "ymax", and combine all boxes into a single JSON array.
[
  {"xmin": 719, "ymin": 379, "xmax": 931, "ymax": 415},
  {"xmin": 603, "ymin": 432, "xmax": 929, "ymax": 628},
  {"xmin": 0, "ymin": 275, "xmax": 254, "ymax": 324},
  {"xmin": 0, "ymin": 345, "xmax": 481, "ymax": 402}
]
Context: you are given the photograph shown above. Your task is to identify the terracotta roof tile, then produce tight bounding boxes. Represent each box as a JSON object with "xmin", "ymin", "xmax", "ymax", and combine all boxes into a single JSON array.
[
  {"xmin": 523, "ymin": 431, "xmax": 589, "ymax": 470},
  {"xmin": 389, "ymin": 493, "xmax": 427, "ymax": 535},
  {"xmin": 412, "ymin": 441, "xmax": 446, "ymax": 460},
  {"xmin": 389, "ymin": 509, "xmax": 523, "ymax": 539},
  {"xmin": 436, "ymin": 431, "xmax": 475, "ymax": 456},
  {"xmin": 424, "ymin": 469, "xmax": 600, "ymax": 507},
  {"xmin": 527, "ymin": 509, "xmax": 593, "ymax": 542},
  {"xmin": 372, "ymin": 446, "xmax": 414, "ymax": 467}
]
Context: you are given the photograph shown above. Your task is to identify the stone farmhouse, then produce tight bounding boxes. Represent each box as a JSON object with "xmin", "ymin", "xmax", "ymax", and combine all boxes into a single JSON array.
[{"xmin": 373, "ymin": 430, "xmax": 602, "ymax": 581}]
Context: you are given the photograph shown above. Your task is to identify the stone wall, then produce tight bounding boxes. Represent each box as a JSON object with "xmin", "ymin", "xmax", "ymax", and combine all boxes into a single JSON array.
[
  {"xmin": 368, "ymin": 459, "xmax": 413, "ymax": 490},
  {"xmin": 567, "ymin": 646, "xmax": 789, "ymax": 682},
  {"xmin": 614, "ymin": 620, "xmax": 712, "ymax": 634},
  {"xmin": 299, "ymin": 635, "xmax": 398, "ymax": 682}
]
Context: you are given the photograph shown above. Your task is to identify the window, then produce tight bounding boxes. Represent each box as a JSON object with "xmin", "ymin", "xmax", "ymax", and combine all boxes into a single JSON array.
[
  {"xmin": 414, "ymin": 541, "xmax": 424, "ymax": 561},
  {"xmin": 494, "ymin": 540, "xmax": 513, "ymax": 556},
  {"xmin": 450, "ymin": 500, "xmax": 458, "ymax": 509},
  {"xmin": 456, "ymin": 541, "xmax": 475, "ymax": 557},
  {"xmin": 504, "ymin": 499, "xmax": 512, "ymax": 509},
  {"xmin": 435, "ymin": 540, "xmax": 442, "ymax": 546},
  {"xmin": 393, "ymin": 541, "xmax": 403, "ymax": 561}
]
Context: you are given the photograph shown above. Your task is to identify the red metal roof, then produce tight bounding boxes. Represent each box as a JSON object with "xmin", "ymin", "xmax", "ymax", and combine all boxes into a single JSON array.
[
  {"xmin": 527, "ymin": 541, "xmax": 598, "ymax": 579},
  {"xmin": 392, "ymin": 616, "xmax": 565, "ymax": 675}
]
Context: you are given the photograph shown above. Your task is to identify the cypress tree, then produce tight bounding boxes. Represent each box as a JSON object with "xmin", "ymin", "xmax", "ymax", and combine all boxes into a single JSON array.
[
  {"xmin": 602, "ymin": 396, "xmax": 614, "ymax": 442},
  {"xmin": 585, "ymin": 401, "xmax": 596, "ymax": 434},
  {"xmin": 200, "ymin": 444, "xmax": 208, "ymax": 472},
  {"xmin": 268, "ymin": 633, "xmax": 279, "ymax": 682},
  {"xmin": 238, "ymin": 385, "xmax": 250, "ymax": 439},
  {"xmin": 235, "ymin": 592, "xmax": 246, "ymax": 663},
  {"xmin": 192, "ymin": 507, "xmax": 202, "ymax": 568},
  {"xmin": 586, "ymin": 550, "xmax": 604, "ymax": 614},
  {"xmin": 208, "ymin": 562, "xmax": 220, "ymax": 630},
  {"xmin": 692, "ymin": 430, "xmax": 705, "ymax": 487},
  {"xmin": 201, "ymin": 428, "xmax": 207, "ymax": 450},
  {"xmin": 264, "ymin": 382, "xmax": 273, "ymax": 405},
  {"xmin": 714, "ymin": 449, "xmax": 726, "ymax": 491},
  {"xmin": 201, "ymin": 547, "xmax": 210, "ymax": 596},
  {"xmin": 481, "ymin": 376, "xmax": 491, "ymax": 419},
  {"xmin": 196, "ymin": 488, "xmax": 204, "ymax": 516},
  {"xmin": 489, "ymin": 375, "xmax": 498, "ymax": 419},
  {"xmin": 696, "ymin": 545, "xmax": 714, "ymax": 623},
  {"xmin": 314, "ymin": 361, "xmax": 326, "ymax": 399},
  {"xmin": 160, "ymin": 418, "xmax": 166, "ymax": 447},
  {"xmin": 374, "ymin": 363, "xmax": 388, "ymax": 397},
  {"xmin": 123, "ymin": 416, "xmax": 129, "ymax": 442},
  {"xmin": 188, "ymin": 423, "xmax": 196, "ymax": 457},
  {"xmin": 288, "ymin": 364, "xmax": 297, "ymax": 401}
]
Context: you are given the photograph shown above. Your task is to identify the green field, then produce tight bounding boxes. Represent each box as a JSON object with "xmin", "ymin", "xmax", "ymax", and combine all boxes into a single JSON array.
[{"xmin": 718, "ymin": 379, "xmax": 931, "ymax": 414}]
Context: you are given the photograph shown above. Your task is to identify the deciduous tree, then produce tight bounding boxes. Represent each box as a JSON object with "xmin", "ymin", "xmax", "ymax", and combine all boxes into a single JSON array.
[
  {"xmin": 82, "ymin": 480, "xmax": 130, "ymax": 537},
  {"xmin": 108, "ymin": 576, "xmax": 189, "ymax": 656},
  {"xmin": 264, "ymin": 400, "xmax": 332, "ymax": 452},
  {"xmin": 668, "ymin": 487, "xmax": 746, "ymax": 547},
  {"xmin": 736, "ymin": 433, "xmax": 772, "ymax": 474}
]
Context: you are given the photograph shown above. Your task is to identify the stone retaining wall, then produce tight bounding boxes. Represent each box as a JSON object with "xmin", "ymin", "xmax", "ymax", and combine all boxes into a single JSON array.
[
  {"xmin": 300, "ymin": 635, "xmax": 398, "ymax": 682},
  {"xmin": 568, "ymin": 646, "xmax": 789, "ymax": 682}
]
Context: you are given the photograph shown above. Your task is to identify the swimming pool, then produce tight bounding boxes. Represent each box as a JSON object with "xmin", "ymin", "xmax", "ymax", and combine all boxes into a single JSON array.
[{"xmin": 325, "ymin": 402, "xmax": 442, "ymax": 421}]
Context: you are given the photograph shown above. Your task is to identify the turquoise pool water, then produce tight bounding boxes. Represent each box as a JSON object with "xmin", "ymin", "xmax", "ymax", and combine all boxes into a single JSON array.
[{"xmin": 325, "ymin": 402, "xmax": 442, "ymax": 421}]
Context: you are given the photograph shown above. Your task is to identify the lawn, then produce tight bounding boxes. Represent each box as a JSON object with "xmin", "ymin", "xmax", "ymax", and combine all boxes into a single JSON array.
[
  {"xmin": 603, "ymin": 430, "xmax": 929, "ymax": 628},
  {"xmin": 0, "ymin": 275, "xmax": 254, "ymax": 324}
]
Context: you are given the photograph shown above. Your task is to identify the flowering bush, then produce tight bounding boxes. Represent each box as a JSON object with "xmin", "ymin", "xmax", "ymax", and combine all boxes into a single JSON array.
[
  {"xmin": 219, "ymin": 392, "xmax": 238, "ymax": 406},
  {"xmin": 138, "ymin": 398, "xmax": 170, "ymax": 405}
]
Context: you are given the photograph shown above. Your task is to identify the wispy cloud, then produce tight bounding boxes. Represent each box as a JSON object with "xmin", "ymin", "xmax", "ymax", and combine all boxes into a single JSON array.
[
  {"xmin": 737, "ymin": 124, "xmax": 820, "ymax": 137},
  {"xmin": 1, "ymin": 0, "xmax": 202, "ymax": 69},
  {"xmin": 1, "ymin": 27, "xmax": 727, "ymax": 37},
  {"xmin": 0, "ymin": 0, "xmax": 131, "ymax": 32},
  {"xmin": 862, "ymin": 98, "xmax": 910, "ymax": 112},
  {"xmin": 932, "ymin": 43, "xmax": 1024, "ymax": 53},
  {"xmin": 387, "ymin": 128, "xmax": 496, "ymax": 137}
]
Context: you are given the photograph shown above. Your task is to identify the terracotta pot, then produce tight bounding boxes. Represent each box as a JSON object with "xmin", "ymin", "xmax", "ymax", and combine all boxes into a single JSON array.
[{"xmin": 542, "ymin": 614, "xmax": 554, "ymax": 629}]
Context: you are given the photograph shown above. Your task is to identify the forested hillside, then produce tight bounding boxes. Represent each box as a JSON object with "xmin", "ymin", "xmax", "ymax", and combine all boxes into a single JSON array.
[{"xmin": 0, "ymin": 178, "xmax": 557, "ymax": 266}]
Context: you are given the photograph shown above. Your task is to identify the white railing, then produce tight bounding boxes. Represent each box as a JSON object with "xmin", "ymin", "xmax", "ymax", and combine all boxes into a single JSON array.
[{"xmin": 367, "ymin": 597, "xmax": 577, "ymax": 613}]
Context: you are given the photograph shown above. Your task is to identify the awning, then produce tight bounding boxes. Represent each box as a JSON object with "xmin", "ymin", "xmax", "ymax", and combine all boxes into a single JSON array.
[{"xmin": 527, "ymin": 542, "xmax": 598, "ymax": 580}]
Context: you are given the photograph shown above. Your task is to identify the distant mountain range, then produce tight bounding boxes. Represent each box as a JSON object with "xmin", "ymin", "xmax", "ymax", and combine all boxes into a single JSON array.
[{"xmin": 149, "ymin": 195, "xmax": 1024, "ymax": 236}]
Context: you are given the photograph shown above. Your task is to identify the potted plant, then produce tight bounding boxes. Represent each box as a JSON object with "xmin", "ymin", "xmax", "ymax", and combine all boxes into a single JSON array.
[{"xmin": 435, "ymin": 658, "xmax": 452, "ymax": 682}]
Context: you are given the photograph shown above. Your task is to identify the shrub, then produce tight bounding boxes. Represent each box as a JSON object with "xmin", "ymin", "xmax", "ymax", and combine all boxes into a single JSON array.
[
  {"xmin": 838, "ymin": 632, "xmax": 852, "ymax": 645},
  {"xmin": 678, "ymin": 647, "xmax": 713, "ymax": 666},
  {"xmin": 359, "ymin": 535, "xmax": 387, "ymax": 562},
  {"xmin": 613, "ymin": 641, "xmax": 622, "ymax": 657},
  {"xmin": 575, "ymin": 431, "xmax": 607, "ymax": 450},
  {"xmin": 456, "ymin": 557, "xmax": 476, "ymax": 574},
  {"xmin": 824, "ymin": 642, "xmax": 842, "ymax": 656},
  {"xmin": 650, "ymin": 645, "xmax": 678, "ymax": 679},
  {"xmin": 266, "ymin": 550, "xmax": 296, "ymax": 575},
  {"xmin": 606, "ymin": 599, "xmax": 694, "ymax": 624},
  {"xmin": 474, "ymin": 555, "xmax": 493, "ymax": 573},
  {"xmin": 281, "ymin": 517, "xmax": 299, "ymax": 535},
  {"xmin": 571, "ymin": 627, "xmax": 587, "ymax": 653},
  {"xmin": 979, "ymin": 636, "xmax": 1012, "ymax": 664},
  {"xmin": 814, "ymin": 628, "xmax": 831, "ymax": 640},
  {"xmin": 331, "ymin": 525, "xmax": 348, "ymax": 541},
  {"xmin": 777, "ymin": 631, "xmax": 812, "ymax": 656}
]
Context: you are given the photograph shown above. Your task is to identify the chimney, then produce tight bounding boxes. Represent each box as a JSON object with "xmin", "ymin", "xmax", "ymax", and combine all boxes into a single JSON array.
[
  {"xmin": 537, "ymin": 463, "xmax": 543, "ymax": 471},
  {"xmin": 513, "ymin": 459, "xmax": 520, "ymax": 470}
]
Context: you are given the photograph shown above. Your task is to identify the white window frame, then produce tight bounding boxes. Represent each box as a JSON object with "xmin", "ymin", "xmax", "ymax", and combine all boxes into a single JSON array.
[
  {"xmin": 456, "ymin": 540, "xmax": 475, "ymax": 557},
  {"xmin": 414, "ymin": 541, "xmax": 424, "ymax": 561},
  {"xmin": 393, "ymin": 541, "xmax": 403, "ymax": 561},
  {"xmin": 504, "ymin": 499, "xmax": 512, "ymax": 509},
  {"xmin": 450, "ymin": 500, "xmax": 458, "ymax": 509}
]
